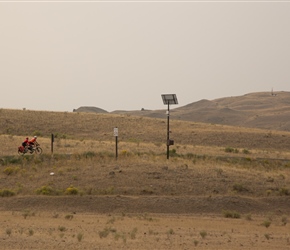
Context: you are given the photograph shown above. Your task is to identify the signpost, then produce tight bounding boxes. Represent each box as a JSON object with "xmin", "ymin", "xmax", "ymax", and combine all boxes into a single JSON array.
[{"xmin": 114, "ymin": 127, "xmax": 118, "ymax": 159}]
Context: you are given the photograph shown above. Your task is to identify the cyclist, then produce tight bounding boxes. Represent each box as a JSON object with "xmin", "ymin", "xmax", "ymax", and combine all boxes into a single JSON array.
[
  {"xmin": 22, "ymin": 137, "xmax": 29, "ymax": 150},
  {"xmin": 28, "ymin": 136, "xmax": 38, "ymax": 150}
]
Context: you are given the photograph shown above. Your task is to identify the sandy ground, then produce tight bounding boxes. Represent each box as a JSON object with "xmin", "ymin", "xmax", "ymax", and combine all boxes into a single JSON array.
[
  {"xmin": 1, "ymin": 196, "xmax": 290, "ymax": 250},
  {"xmin": 1, "ymin": 211, "xmax": 289, "ymax": 250}
]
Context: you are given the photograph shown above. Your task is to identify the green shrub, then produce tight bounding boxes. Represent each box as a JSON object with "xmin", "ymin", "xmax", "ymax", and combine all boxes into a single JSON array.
[
  {"xmin": 65, "ymin": 214, "xmax": 74, "ymax": 220},
  {"xmin": 28, "ymin": 229, "xmax": 34, "ymax": 236},
  {"xmin": 83, "ymin": 151, "xmax": 96, "ymax": 158},
  {"xmin": 169, "ymin": 148, "xmax": 178, "ymax": 157},
  {"xmin": 0, "ymin": 189, "xmax": 15, "ymax": 197},
  {"xmin": 99, "ymin": 227, "xmax": 112, "ymax": 238},
  {"xmin": 6, "ymin": 228, "xmax": 12, "ymax": 236},
  {"xmin": 225, "ymin": 147, "xmax": 234, "ymax": 153},
  {"xmin": 65, "ymin": 185, "xmax": 79, "ymax": 195},
  {"xmin": 32, "ymin": 131, "xmax": 42, "ymax": 137},
  {"xmin": 22, "ymin": 210, "xmax": 35, "ymax": 219},
  {"xmin": 233, "ymin": 183, "xmax": 248, "ymax": 193},
  {"xmin": 282, "ymin": 216, "xmax": 288, "ymax": 226},
  {"xmin": 96, "ymin": 186, "xmax": 115, "ymax": 195},
  {"xmin": 279, "ymin": 188, "xmax": 290, "ymax": 196},
  {"xmin": 121, "ymin": 150, "xmax": 128, "ymax": 156},
  {"xmin": 77, "ymin": 232, "xmax": 84, "ymax": 242},
  {"xmin": 262, "ymin": 220, "xmax": 271, "ymax": 228},
  {"xmin": 36, "ymin": 186, "xmax": 54, "ymax": 195},
  {"xmin": 3, "ymin": 167, "xmax": 19, "ymax": 175},
  {"xmin": 200, "ymin": 230, "xmax": 207, "ymax": 239},
  {"xmin": 5, "ymin": 156, "xmax": 22, "ymax": 165},
  {"xmin": 222, "ymin": 210, "xmax": 241, "ymax": 219},
  {"xmin": 242, "ymin": 149, "xmax": 250, "ymax": 154},
  {"xmin": 185, "ymin": 153, "xmax": 195, "ymax": 159},
  {"xmin": 54, "ymin": 133, "xmax": 68, "ymax": 139},
  {"xmin": 58, "ymin": 226, "xmax": 66, "ymax": 232}
]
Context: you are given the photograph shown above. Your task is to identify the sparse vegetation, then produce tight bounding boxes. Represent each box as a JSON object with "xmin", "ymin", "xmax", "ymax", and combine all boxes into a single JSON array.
[
  {"xmin": 222, "ymin": 210, "xmax": 241, "ymax": 219},
  {"xmin": 28, "ymin": 229, "xmax": 34, "ymax": 236},
  {"xmin": 22, "ymin": 210, "xmax": 35, "ymax": 219},
  {"xmin": 169, "ymin": 148, "xmax": 178, "ymax": 157},
  {"xmin": 148, "ymin": 229, "xmax": 158, "ymax": 236},
  {"xmin": 232, "ymin": 183, "xmax": 248, "ymax": 193},
  {"xmin": 36, "ymin": 186, "xmax": 56, "ymax": 195},
  {"xmin": 281, "ymin": 216, "xmax": 288, "ymax": 226},
  {"xmin": 3, "ymin": 166, "xmax": 20, "ymax": 175},
  {"xmin": 77, "ymin": 232, "xmax": 84, "ymax": 242},
  {"xmin": 0, "ymin": 106, "xmax": 290, "ymax": 249},
  {"xmin": 106, "ymin": 216, "xmax": 116, "ymax": 224},
  {"xmin": 6, "ymin": 228, "xmax": 12, "ymax": 237},
  {"xmin": 200, "ymin": 230, "xmax": 207, "ymax": 239},
  {"xmin": 58, "ymin": 226, "xmax": 66, "ymax": 232},
  {"xmin": 99, "ymin": 227, "xmax": 115, "ymax": 239},
  {"xmin": 262, "ymin": 220, "xmax": 271, "ymax": 228},
  {"xmin": 225, "ymin": 147, "xmax": 239, "ymax": 153},
  {"xmin": 279, "ymin": 188, "xmax": 290, "ymax": 196},
  {"xmin": 242, "ymin": 149, "xmax": 250, "ymax": 154},
  {"xmin": 65, "ymin": 185, "xmax": 79, "ymax": 195},
  {"xmin": 138, "ymin": 213, "xmax": 154, "ymax": 222},
  {"xmin": 130, "ymin": 227, "xmax": 138, "ymax": 239},
  {"xmin": 0, "ymin": 189, "xmax": 15, "ymax": 197},
  {"xmin": 65, "ymin": 214, "xmax": 74, "ymax": 220}
]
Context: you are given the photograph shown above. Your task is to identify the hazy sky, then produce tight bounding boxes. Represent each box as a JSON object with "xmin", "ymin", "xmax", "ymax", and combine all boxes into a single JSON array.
[{"xmin": 1, "ymin": 1, "xmax": 290, "ymax": 112}]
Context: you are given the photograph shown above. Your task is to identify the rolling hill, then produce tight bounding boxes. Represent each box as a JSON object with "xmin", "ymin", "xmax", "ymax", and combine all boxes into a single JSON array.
[
  {"xmin": 75, "ymin": 91, "xmax": 290, "ymax": 131},
  {"xmin": 1, "ymin": 92, "xmax": 290, "ymax": 250}
]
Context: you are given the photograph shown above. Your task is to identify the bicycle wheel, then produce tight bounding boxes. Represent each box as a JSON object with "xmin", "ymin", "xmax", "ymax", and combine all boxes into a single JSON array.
[{"xmin": 35, "ymin": 147, "xmax": 43, "ymax": 154}]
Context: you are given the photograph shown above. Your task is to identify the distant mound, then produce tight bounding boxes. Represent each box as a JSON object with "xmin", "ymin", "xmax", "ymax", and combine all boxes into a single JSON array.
[
  {"xmin": 181, "ymin": 99, "xmax": 217, "ymax": 110},
  {"xmin": 73, "ymin": 106, "xmax": 108, "ymax": 114},
  {"xmin": 75, "ymin": 91, "xmax": 290, "ymax": 131},
  {"xmin": 171, "ymin": 91, "xmax": 290, "ymax": 131}
]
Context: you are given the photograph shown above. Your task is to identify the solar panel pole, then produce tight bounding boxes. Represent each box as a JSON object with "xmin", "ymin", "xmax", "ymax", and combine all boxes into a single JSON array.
[
  {"xmin": 161, "ymin": 94, "xmax": 178, "ymax": 160},
  {"xmin": 166, "ymin": 103, "xmax": 170, "ymax": 159}
]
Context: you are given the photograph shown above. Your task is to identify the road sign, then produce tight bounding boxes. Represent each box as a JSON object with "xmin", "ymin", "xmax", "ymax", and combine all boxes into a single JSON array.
[{"xmin": 114, "ymin": 127, "xmax": 118, "ymax": 137}]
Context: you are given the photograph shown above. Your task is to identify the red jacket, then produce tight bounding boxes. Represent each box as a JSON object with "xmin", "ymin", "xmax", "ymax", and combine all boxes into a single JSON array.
[{"xmin": 29, "ymin": 138, "xmax": 36, "ymax": 144}]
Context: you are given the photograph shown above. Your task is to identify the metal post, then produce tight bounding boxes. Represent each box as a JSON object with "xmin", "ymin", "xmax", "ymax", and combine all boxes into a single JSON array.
[
  {"xmin": 115, "ymin": 136, "xmax": 118, "ymax": 159},
  {"xmin": 51, "ymin": 133, "xmax": 54, "ymax": 154},
  {"xmin": 114, "ymin": 127, "xmax": 118, "ymax": 160},
  {"xmin": 167, "ymin": 103, "xmax": 170, "ymax": 159}
]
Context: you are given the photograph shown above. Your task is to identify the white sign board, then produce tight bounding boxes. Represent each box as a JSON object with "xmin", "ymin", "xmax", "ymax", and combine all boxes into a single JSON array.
[{"xmin": 114, "ymin": 127, "xmax": 118, "ymax": 137}]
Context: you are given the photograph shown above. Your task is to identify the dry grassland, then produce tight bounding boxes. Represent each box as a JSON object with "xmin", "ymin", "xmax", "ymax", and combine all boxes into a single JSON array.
[
  {"xmin": 1, "ymin": 211, "xmax": 289, "ymax": 250},
  {"xmin": 1, "ymin": 109, "xmax": 290, "ymax": 249}
]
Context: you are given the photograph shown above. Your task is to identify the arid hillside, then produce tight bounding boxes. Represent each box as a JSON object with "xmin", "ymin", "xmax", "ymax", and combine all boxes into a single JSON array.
[
  {"xmin": 76, "ymin": 91, "xmax": 290, "ymax": 132},
  {"xmin": 1, "ymin": 107, "xmax": 290, "ymax": 153},
  {"xmin": 0, "ymin": 107, "xmax": 290, "ymax": 250}
]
